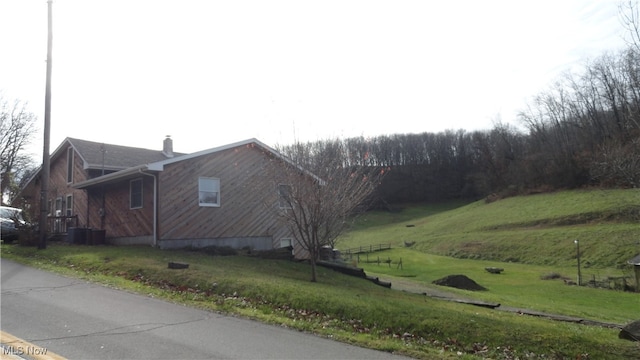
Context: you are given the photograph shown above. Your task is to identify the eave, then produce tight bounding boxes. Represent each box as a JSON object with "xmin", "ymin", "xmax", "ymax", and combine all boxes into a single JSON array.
[{"xmin": 72, "ymin": 165, "xmax": 154, "ymax": 189}]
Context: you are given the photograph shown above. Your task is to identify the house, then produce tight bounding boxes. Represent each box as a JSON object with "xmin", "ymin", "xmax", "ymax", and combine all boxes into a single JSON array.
[{"xmin": 16, "ymin": 137, "xmax": 303, "ymax": 257}]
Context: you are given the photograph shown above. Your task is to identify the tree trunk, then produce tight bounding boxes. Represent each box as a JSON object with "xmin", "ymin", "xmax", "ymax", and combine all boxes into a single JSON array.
[{"xmin": 310, "ymin": 258, "xmax": 317, "ymax": 282}]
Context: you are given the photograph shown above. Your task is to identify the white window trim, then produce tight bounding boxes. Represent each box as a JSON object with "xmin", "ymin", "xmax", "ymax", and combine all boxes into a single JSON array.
[
  {"xmin": 199, "ymin": 177, "xmax": 221, "ymax": 207},
  {"xmin": 130, "ymin": 178, "xmax": 143, "ymax": 209}
]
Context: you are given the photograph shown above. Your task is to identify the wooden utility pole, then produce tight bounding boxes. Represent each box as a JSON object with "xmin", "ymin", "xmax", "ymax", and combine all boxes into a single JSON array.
[{"xmin": 39, "ymin": 0, "xmax": 53, "ymax": 249}]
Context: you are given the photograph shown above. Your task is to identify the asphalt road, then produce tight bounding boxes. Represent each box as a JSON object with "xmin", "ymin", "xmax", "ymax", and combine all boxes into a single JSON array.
[{"xmin": 1, "ymin": 259, "xmax": 410, "ymax": 360}]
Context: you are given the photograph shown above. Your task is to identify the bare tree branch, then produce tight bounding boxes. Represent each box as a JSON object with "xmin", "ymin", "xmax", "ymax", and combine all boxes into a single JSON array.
[
  {"xmin": 267, "ymin": 139, "xmax": 386, "ymax": 282},
  {"xmin": 0, "ymin": 95, "xmax": 37, "ymax": 204}
]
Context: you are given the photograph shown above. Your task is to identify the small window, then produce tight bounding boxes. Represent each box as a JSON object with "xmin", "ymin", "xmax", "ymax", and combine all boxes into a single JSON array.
[
  {"xmin": 278, "ymin": 184, "xmax": 293, "ymax": 209},
  {"xmin": 55, "ymin": 197, "xmax": 62, "ymax": 216},
  {"xmin": 280, "ymin": 238, "xmax": 292, "ymax": 248},
  {"xmin": 66, "ymin": 147, "xmax": 74, "ymax": 183},
  {"xmin": 65, "ymin": 194, "xmax": 73, "ymax": 216},
  {"xmin": 130, "ymin": 178, "xmax": 143, "ymax": 209},
  {"xmin": 199, "ymin": 177, "xmax": 220, "ymax": 207}
]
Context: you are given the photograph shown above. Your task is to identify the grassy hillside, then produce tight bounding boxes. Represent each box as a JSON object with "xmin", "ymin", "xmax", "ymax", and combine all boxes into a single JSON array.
[
  {"xmin": 2, "ymin": 244, "xmax": 638, "ymax": 359},
  {"xmin": 2, "ymin": 189, "xmax": 638, "ymax": 359},
  {"xmin": 341, "ymin": 189, "xmax": 640, "ymax": 268}
]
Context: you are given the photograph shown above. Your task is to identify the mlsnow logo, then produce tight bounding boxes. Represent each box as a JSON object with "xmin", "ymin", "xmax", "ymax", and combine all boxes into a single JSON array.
[{"xmin": 2, "ymin": 345, "xmax": 49, "ymax": 356}]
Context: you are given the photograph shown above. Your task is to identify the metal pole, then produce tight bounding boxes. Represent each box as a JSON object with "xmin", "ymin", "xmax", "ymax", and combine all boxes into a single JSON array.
[
  {"xmin": 38, "ymin": 0, "xmax": 53, "ymax": 249},
  {"xmin": 574, "ymin": 239, "xmax": 581, "ymax": 286}
]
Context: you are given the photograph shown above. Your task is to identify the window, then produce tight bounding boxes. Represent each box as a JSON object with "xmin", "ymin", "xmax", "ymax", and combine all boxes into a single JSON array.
[
  {"xmin": 280, "ymin": 238, "xmax": 292, "ymax": 248},
  {"xmin": 66, "ymin": 147, "xmax": 74, "ymax": 183},
  {"xmin": 199, "ymin": 177, "xmax": 220, "ymax": 207},
  {"xmin": 278, "ymin": 184, "xmax": 293, "ymax": 209},
  {"xmin": 65, "ymin": 195, "xmax": 73, "ymax": 216},
  {"xmin": 55, "ymin": 197, "xmax": 62, "ymax": 216},
  {"xmin": 130, "ymin": 178, "xmax": 143, "ymax": 209}
]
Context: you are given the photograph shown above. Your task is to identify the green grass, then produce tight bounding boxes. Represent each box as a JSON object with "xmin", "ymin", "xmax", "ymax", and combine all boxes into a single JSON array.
[
  {"xmin": 343, "ymin": 189, "xmax": 640, "ymax": 267},
  {"xmin": 350, "ymin": 248, "xmax": 639, "ymax": 325},
  {"xmin": 3, "ymin": 189, "xmax": 640, "ymax": 359},
  {"xmin": 2, "ymin": 243, "xmax": 638, "ymax": 359}
]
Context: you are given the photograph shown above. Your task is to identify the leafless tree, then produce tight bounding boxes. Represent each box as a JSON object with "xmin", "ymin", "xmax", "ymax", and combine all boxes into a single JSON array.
[
  {"xmin": 620, "ymin": 1, "xmax": 640, "ymax": 53},
  {"xmin": 269, "ymin": 140, "xmax": 387, "ymax": 282},
  {"xmin": 0, "ymin": 95, "xmax": 37, "ymax": 204}
]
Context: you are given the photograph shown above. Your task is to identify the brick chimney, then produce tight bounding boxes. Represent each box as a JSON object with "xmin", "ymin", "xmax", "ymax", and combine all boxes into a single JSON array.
[{"xmin": 162, "ymin": 135, "xmax": 174, "ymax": 158}]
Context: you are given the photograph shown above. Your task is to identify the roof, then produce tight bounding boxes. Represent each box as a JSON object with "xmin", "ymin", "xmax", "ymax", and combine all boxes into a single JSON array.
[
  {"xmin": 73, "ymin": 138, "xmax": 324, "ymax": 190},
  {"xmin": 629, "ymin": 254, "xmax": 640, "ymax": 265},
  {"xmin": 20, "ymin": 137, "xmax": 184, "ymax": 190},
  {"xmin": 66, "ymin": 138, "xmax": 185, "ymax": 171}
]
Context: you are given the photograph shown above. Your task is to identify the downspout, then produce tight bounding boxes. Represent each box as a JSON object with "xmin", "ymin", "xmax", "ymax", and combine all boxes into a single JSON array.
[{"xmin": 139, "ymin": 170, "xmax": 158, "ymax": 247}]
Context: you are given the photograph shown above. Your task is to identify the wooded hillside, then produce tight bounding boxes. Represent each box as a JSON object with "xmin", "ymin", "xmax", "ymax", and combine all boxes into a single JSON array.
[{"xmin": 282, "ymin": 48, "xmax": 640, "ymax": 203}]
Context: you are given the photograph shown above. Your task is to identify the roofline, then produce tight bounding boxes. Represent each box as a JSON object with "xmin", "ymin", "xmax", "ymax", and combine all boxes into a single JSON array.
[
  {"xmin": 20, "ymin": 138, "xmax": 75, "ymax": 188},
  {"xmin": 29, "ymin": 137, "xmax": 323, "ymax": 191},
  {"xmin": 147, "ymin": 138, "xmax": 273, "ymax": 171},
  {"xmin": 146, "ymin": 138, "xmax": 325, "ymax": 184}
]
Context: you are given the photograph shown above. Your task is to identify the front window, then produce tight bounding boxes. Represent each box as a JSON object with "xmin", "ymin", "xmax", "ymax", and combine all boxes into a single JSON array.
[
  {"xmin": 199, "ymin": 177, "xmax": 220, "ymax": 207},
  {"xmin": 278, "ymin": 184, "xmax": 293, "ymax": 209},
  {"xmin": 55, "ymin": 197, "xmax": 62, "ymax": 216},
  {"xmin": 130, "ymin": 178, "xmax": 143, "ymax": 209},
  {"xmin": 65, "ymin": 194, "xmax": 73, "ymax": 216}
]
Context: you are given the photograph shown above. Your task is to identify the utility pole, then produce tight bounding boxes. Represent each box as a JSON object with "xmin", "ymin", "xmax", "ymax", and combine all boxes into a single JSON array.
[{"xmin": 39, "ymin": 0, "xmax": 53, "ymax": 249}]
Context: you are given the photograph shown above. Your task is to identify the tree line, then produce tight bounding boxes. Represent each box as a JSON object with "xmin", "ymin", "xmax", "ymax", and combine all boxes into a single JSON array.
[{"xmin": 280, "ymin": 49, "xmax": 640, "ymax": 204}]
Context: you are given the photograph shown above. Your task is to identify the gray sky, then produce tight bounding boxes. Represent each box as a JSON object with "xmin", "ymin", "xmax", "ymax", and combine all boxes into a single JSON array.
[{"xmin": 0, "ymin": 0, "xmax": 629, "ymax": 156}]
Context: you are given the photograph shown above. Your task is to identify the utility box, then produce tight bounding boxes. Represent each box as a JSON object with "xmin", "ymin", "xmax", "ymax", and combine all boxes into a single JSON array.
[{"xmin": 67, "ymin": 227, "xmax": 87, "ymax": 244}]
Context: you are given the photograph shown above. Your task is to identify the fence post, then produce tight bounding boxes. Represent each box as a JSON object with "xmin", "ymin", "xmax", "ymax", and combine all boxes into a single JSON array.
[{"xmin": 388, "ymin": 256, "xmax": 391, "ymax": 268}]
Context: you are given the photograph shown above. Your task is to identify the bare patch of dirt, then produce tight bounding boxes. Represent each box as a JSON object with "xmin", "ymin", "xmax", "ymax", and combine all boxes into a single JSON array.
[{"xmin": 432, "ymin": 274, "xmax": 487, "ymax": 291}]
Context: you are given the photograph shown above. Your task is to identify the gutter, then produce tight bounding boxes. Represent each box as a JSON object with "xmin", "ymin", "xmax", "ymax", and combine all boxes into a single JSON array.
[{"xmin": 71, "ymin": 164, "xmax": 148, "ymax": 189}]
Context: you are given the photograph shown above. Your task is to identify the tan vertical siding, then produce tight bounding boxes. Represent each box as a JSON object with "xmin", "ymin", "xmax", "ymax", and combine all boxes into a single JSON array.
[
  {"xmin": 13, "ymin": 145, "xmax": 88, "ymax": 227},
  {"xmin": 158, "ymin": 144, "xmax": 290, "ymax": 244},
  {"xmin": 89, "ymin": 176, "xmax": 155, "ymax": 237},
  {"xmin": 45, "ymin": 147, "xmax": 89, "ymax": 225}
]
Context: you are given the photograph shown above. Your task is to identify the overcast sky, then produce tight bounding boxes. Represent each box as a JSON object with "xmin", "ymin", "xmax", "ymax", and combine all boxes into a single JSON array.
[{"xmin": 0, "ymin": 0, "xmax": 629, "ymax": 156}]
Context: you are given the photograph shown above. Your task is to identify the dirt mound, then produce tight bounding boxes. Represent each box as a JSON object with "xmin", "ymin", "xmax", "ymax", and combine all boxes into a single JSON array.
[{"xmin": 432, "ymin": 274, "xmax": 487, "ymax": 291}]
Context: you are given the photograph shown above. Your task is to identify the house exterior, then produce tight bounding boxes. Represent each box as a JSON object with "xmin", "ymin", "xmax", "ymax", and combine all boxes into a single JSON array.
[{"xmin": 16, "ymin": 137, "xmax": 302, "ymax": 257}]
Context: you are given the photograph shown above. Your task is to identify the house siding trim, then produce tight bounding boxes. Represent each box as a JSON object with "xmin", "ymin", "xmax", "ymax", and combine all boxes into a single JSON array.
[{"xmin": 108, "ymin": 235, "xmax": 155, "ymax": 246}]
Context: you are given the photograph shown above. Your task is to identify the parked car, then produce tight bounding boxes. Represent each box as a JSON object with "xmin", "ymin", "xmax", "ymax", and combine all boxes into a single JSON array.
[{"xmin": 0, "ymin": 206, "xmax": 25, "ymax": 243}]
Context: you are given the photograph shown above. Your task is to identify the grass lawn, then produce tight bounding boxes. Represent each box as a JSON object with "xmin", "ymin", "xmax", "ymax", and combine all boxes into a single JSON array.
[
  {"xmin": 2, "ymin": 243, "xmax": 638, "ymax": 360},
  {"xmin": 351, "ymin": 247, "xmax": 639, "ymax": 325}
]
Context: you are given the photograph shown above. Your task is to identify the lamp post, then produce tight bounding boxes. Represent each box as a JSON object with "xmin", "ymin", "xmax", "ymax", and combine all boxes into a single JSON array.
[{"xmin": 574, "ymin": 239, "xmax": 581, "ymax": 286}]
